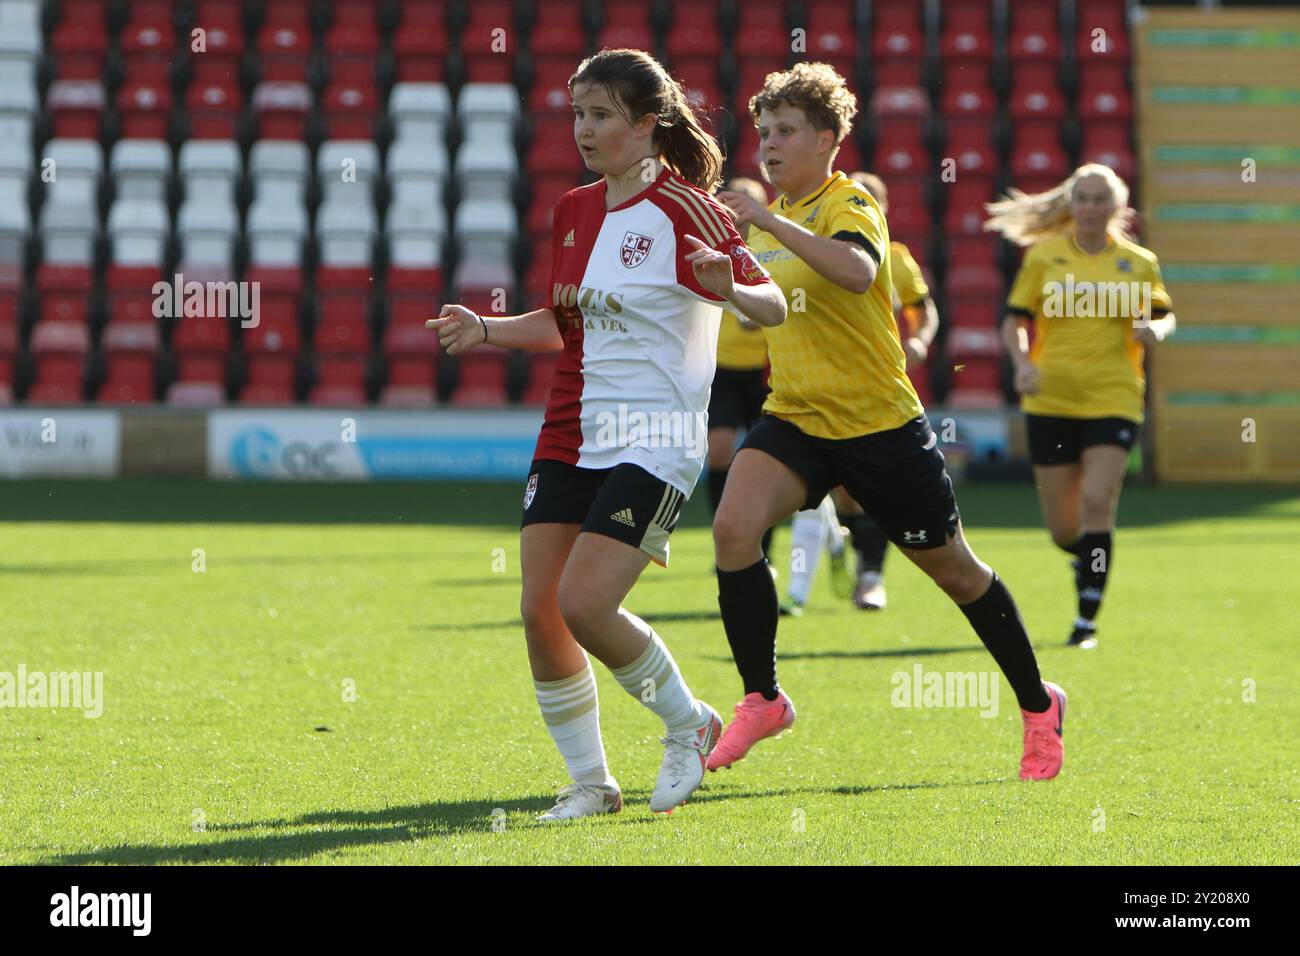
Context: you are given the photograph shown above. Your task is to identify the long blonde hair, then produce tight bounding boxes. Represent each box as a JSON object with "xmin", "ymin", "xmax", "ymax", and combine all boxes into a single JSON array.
[{"xmin": 983, "ymin": 164, "xmax": 1136, "ymax": 247}]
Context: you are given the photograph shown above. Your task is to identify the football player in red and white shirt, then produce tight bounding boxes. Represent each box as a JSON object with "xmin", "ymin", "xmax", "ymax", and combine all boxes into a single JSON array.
[{"xmin": 429, "ymin": 49, "xmax": 785, "ymax": 820}]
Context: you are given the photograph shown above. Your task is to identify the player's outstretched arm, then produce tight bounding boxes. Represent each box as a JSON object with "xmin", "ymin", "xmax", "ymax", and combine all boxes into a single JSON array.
[{"xmin": 426, "ymin": 305, "xmax": 564, "ymax": 354}]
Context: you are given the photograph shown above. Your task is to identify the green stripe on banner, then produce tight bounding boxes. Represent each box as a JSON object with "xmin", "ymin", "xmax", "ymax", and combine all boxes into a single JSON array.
[
  {"xmin": 1154, "ymin": 205, "xmax": 1300, "ymax": 222},
  {"xmin": 1154, "ymin": 145, "xmax": 1300, "ymax": 165},
  {"xmin": 1162, "ymin": 264, "xmax": 1300, "ymax": 283},
  {"xmin": 1172, "ymin": 326, "xmax": 1300, "ymax": 344},
  {"xmin": 1146, "ymin": 28, "xmax": 1300, "ymax": 48},
  {"xmin": 1151, "ymin": 87, "xmax": 1300, "ymax": 105},
  {"xmin": 1166, "ymin": 392, "xmax": 1300, "ymax": 406}
]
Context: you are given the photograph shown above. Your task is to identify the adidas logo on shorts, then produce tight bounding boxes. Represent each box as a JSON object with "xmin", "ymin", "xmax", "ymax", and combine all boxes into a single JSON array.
[{"xmin": 610, "ymin": 508, "xmax": 637, "ymax": 527}]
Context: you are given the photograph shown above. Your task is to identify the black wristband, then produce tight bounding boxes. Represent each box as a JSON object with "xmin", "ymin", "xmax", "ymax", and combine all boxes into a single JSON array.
[{"xmin": 478, "ymin": 314, "xmax": 488, "ymax": 343}]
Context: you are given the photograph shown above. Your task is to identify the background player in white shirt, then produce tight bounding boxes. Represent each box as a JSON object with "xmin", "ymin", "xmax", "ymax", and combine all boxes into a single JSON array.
[{"xmin": 429, "ymin": 49, "xmax": 785, "ymax": 820}]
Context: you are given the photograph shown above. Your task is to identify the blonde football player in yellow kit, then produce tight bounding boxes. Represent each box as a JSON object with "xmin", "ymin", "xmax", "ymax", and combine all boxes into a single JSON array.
[
  {"xmin": 706, "ymin": 62, "xmax": 1066, "ymax": 782},
  {"xmin": 990, "ymin": 164, "xmax": 1175, "ymax": 648}
]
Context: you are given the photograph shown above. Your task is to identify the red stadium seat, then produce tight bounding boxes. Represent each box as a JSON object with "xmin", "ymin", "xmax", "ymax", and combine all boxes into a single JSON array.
[
  {"xmin": 735, "ymin": 58, "xmax": 790, "ymax": 108},
  {"xmin": 940, "ymin": 60, "xmax": 996, "ymax": 118},
  {"xmin": 245, "ymin": 267, "xmax": 303, "ymax": 334},
  {"xmin": 462, "ymin": 1, "xmax": 517, "ymax": 82},
  {"xmin": 521, "ymin": 351, "xmax": 559, "ymax": 405},
  {"xmin": 1075, "ymin": 4, "xmax": 1129, "ymax": 61},
  {"xmin": 734, "ymin": 1, "xmax": 787, "ymax": 58},
  {"xmin": 1008, "ymin": 0, "xmax": 1061, "ymax": 62},
  {"xmin": 187, "ymin": 78, "xmax": 241, "ymax": 139},
  {"xmin": 119, "ymin": 3, "xmax": 175, "ymax": 86},
  {"xmin": 806, "ymin": 1, "xmax": 855, "ymax": 66},
  {"xmin": 450, "ymin": 346, "xmax": 509, "ymax": 407},
  {"xmin": 192, "ymin": 1, "xmax": 244, "ymax": 85},
  {"xmin": 106, "ymin": 265, "xmax": 164, "ymax": 325},
  {"xmin": 873, "ymin": 116, "xmax": 927, "ymax": 179},
  {"xmin": 1010, "ymin": 121, "xmax": 1068, "ymax": 180},
  {"xmin": 664, "ymin": 1, "xmax": 723, "ymax": 59},
  {"xmin": 872, "ymin": 86, "xmax": 929, "ymax": 119},
  {"xmin": 948, "ymin": 296, "xmax": 1001, "ymax": 329},
  {"xmin": 1081, "ymin": 122, "xmax": 1136, "ymax": 181},
  {"xmin": 940, "ymin": 0, "xmax": 993, "ymax": 60},
  {"xmin": 528, "ymin": 114, "xmax": 585, "ymax": 174},
  {"xmin": 946, "ymin": 263, "xmax": 1002, "ymax": 298},
  {"xmin": 382, "ymin": 321, "xmax": 439, "ymax": 405},
  {"xmin": 873, "ymin": 0, "xmax": 924, "ymax": 60},
  {"xmin": 322, "ymin": 81, "xmax": 378, "ymax": 140},
  {"xmin": 943, "ymin": 179, "xmax": 996, "ymax": 235},
  {"xmin": 37, "ymin": 264, "xmax": 93, "ymax": 326},
  {"xmin": 52, "ymin": 2, "xmax": 108, "ymax": 81},
  {"xmin": 530, "ymin": 0, "xmax": 585, "ymax": 56},
  {"xmin": 1008, "ymin": 62, "xmax": 1065, "ymax": 120},
  {"xmin": 597, "ymin": 6, "xmax": 653, "ymax": 51},
  {"xmin": 173, "ymin": 313, "xmax": 231, "ymax": 383},
  {"xmin": 48, "ymin": 80, "xmax": 106, "ymax": 138},
  {"xmin": 529, "ymin": 55, "xmax": 578, "ymax": 113},
  {"xmin": 166, "ymin": 380, "xmax": 226, "ymax": 406},
  {"xmin": 253, "ymin": 82, "xmax": 313, "ymax": 140},
  {"xmin": 326, "ymin": 22, "xmax": 380, "ymax": 87},
  {"xmin": 1078, "ymin": 63, "xmax": 1131, "ymax": 121},
  {"xmin": 393, "ymin": 20, "xmax": 448, "ymax": 82},
  {"xmin": 118, "ymin": 80, "xmax": 173, "ymax": 140},
  {"xmin": 332, "ymin": 0, "xmax": 378, "ymax": 27},
  {"xmin": 29, "ymin": 321, "xmax": 90, "ymax": 403},
  {"xmin": 240, "ymin": 314, "xmax": 299, "ymax": 403},
  {"xmin": 98, "ymin": 321, "xmax": 160, "ymax": 403},
  {"xmin": 948, "ymin": 235, "xmax": 1000, "ymax": 269},
  {"xmin": 312, "ymin": 318, "xmax": 370, "ymax": 400},
  {"xmin": 258, "ymin": 12, "xmax": 312, "ymax": 82},
  {"xmin": 387, "ymin": 266, "xmax": 443, "ymax": 328}
]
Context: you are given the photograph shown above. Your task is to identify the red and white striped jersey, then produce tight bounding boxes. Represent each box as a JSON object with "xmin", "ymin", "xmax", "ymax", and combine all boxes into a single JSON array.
[{"xmin": 534, "ymin": 166, "xmax": 775, "ymax": 495}]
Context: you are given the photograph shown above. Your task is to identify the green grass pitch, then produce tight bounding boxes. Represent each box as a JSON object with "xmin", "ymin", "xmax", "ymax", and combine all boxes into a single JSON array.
[{"xmin": 1, "ymin": 479, "xmax": 1296, "ymax": 865}]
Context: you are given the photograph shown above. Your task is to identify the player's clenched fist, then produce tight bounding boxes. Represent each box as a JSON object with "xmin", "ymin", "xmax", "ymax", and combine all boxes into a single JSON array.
[{"xmin": 426, "ymin": 304, "xmax": 487, "ymax": 355}]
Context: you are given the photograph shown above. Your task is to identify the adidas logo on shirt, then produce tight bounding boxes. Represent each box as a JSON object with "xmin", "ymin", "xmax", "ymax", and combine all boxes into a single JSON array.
[
  {"xmin": 610, "ymin": 508, "xmax": 637, "ymax": 527},
  {"xmin": 563, "ymin": 229, "xmax": 575, "ymax": 247}
]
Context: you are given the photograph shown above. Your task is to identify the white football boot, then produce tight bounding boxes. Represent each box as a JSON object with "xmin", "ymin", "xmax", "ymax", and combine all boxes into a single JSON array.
[
  {"xmin": 649, "ymin": 705, "xmax": 723, "ymax": 813},
  {"xmin": 537, "ymin": 781, "xmax": 622, "ymax": 822}
]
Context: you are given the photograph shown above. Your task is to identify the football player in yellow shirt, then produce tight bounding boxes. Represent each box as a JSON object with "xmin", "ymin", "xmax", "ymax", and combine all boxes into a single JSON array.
[
  {"xmin": 707, "ymin": 62, "xmax": 1066, "ymax": 781},
  {"xmin": 706, "ymin": 177, "xmax": 778, "ymax": 565},
  {"xmin": 990, "ymin": 163, "xmax": 1175, "ymax": 649}
]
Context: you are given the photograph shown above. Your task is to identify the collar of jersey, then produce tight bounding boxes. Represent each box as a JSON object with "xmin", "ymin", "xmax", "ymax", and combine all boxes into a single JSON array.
[
  {"xmin": 780, "ymin": 171, "xmax": 843, "ymax": 211},
  {"xmin": 1068, "ymin": 232, "xmax": 1117, "ymax": 258},
  {"xmin": 602, "ymin": 164, "xmax": 672, "ymax": 212}
]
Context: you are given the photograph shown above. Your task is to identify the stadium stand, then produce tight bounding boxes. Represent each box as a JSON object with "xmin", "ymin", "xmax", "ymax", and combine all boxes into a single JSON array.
[{"xmin": 0, "ymin": 0, "xmax": 1137, "ymax": 410}]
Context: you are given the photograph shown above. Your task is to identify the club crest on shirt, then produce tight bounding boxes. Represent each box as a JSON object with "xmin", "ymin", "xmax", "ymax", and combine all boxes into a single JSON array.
[
  {"xmin": 1117, "ymin": 258, "xmax": 1132, "ymax": 272},
  {"xmin": 523, "ymin": 473, "xmax": 538, "ymax": 509},
  {"xmin": 620, "ymin": 232, "xmax": 654, "ymax": 268}
]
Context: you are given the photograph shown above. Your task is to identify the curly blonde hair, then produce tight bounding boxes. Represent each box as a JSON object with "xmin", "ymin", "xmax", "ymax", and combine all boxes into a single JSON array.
[
  {"xmin": 983, "ymin": 164, "xmax": 1137, "ymax": 247},
  {"xmin": 747, "ymin": 61, "xmax": 858, "ymax": 147}
]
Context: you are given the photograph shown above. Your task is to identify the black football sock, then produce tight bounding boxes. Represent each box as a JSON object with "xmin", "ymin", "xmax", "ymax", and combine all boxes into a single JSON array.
[
  {"xmin": 707, "ymin": 468, "xmax": 728, "ymax": 515},
  {"xmin": 1056, "ymin": 535, "xmax": 1082, "ymax": 557},
  {"xmin": 716, "ymin": 557, "xmax": 780, "ymax": 700},
  {"xmin": 958, "ymin": 573, "xmax": 1051, "ymax": 713},
  {"xmin": 845, "ymin": 513, "xmax": 887, "ymax": 574},
  {"xmin": 1074, "ymin": 530, "xmax": 1113, "ymax": 623}
]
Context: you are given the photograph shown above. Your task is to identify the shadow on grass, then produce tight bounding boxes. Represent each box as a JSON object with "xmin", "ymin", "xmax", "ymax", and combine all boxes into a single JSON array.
[
  {"xmin": 707, "ymin": 644, "xmax": 991, "ymax": 662},
  {"xmin": 42, "ymin": 777, "xmax": 1002, "ymax": 864}
]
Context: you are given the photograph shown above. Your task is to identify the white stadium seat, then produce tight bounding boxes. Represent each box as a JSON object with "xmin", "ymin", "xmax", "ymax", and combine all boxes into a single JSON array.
[
  {"xmin": 179, "ymin": 140, "xmax": 241, "ymax": 202},
  {"xmin": 0, "ymin": 200, "xmax": 29, "ymax": 266},
  {"xmin": 0, "ymin": 138, "xmax": 32, "ymax": 204},
  {"xmin": 317, "ymin": 196, "xmax": 377, "ymax": 267},
  {"xmin": 249, "ymin": 140, "xmax": 309, "ymax": 201},
  {"xmin": 385, "ymin": 201, "xmax": 445, "ymax": 269},
  {"xmin": 111, "ymin": 139, "xmax": 172, "ymax": 202},
  {"xmin": 316, "ymin": 140, "xmax": 380, "ymax": 203},
  {"xmin": 386, "ymin": 138, "xmax": 447, "ymax": 206},
  {"xmin": 247, "ymin": 197, "xmax": 308, "ymax": 267},
  {"xmin": 177, "ymin": 198, "xmax": 239, "ymax": 271},
  {"xmin": 39, "ymin": 200, "xmax": 99, "ymax": 265},
  {"xmin": 454, "ymin": 137, "xmax": 517, "ymax": 202},
  {"xmin": 457, "ymin": 83, "xmax": 519, "ymax": 143},
  {"xmin": 452, "ymin": 198, "xmax": 516, "ymax": 265},
  {"xmin": 108, "ymin": 197, "xmax": 169, "ymax": 266},
  {"xmin": 388, "ymin": 83, "xmax": 451, "ymax": 142},
  {"xmin": 43, "ymin": 139, "xmax": 103, "ymax": 207}
]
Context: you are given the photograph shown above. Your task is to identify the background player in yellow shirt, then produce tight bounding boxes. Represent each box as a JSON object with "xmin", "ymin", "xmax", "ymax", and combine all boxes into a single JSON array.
[
  {"xmin": 706, "ymin": 177, "xmax": 778, "ymax": 566},
  {"xmin": 990, "ymin": 163, "xmax": 1175, "ymax": 649},
  {"xmin": 707, "ymin": 62, "xmax": 1066, "ymax": 782}
]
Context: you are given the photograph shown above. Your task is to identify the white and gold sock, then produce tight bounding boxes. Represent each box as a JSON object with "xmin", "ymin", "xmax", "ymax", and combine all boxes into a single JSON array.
[
  {"xmin": 534, "ymin": 663, "xmax": 613, "ymax": 787},
  {"xmin": 610, "ymin": 612, "xmax": 706, "ymax": 734}
]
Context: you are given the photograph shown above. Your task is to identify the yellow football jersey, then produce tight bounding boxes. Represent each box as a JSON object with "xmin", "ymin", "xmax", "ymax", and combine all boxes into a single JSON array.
[
  {"xmin": 746, "ymin": 171, "xmax": 924, "ymax": 439},
  {"xmin": 889, "ymin": 241, "xmax": 929, "ymax": 336},
  {"xmin": 1006, "ymin": 232, "xmax": 1172, "ymax": 423},
  {"xmin": 716, "ymin": 308, "xmax": 768, "ymax": 370}
]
